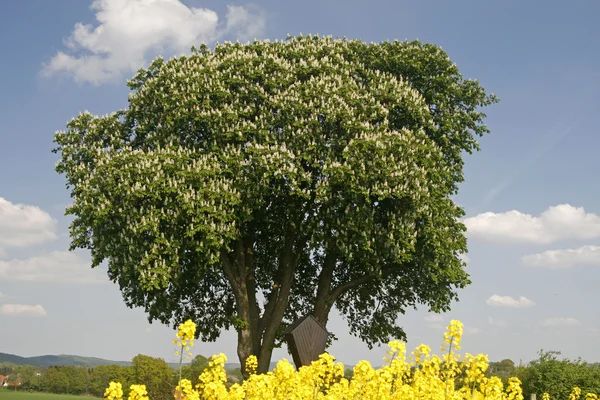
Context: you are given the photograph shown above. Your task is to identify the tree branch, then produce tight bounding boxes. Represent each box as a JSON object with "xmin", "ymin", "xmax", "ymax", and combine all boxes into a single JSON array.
[
  {"xmin": 220, "ymin": 250, "xmax": 242, "ymax": 297},
  {"xmin": 258, "ymin": 230, "xmax": 298, "ymax": 335},
  {"xmin": 329, "ymin": 266, "xmax": 398, "ymax": 300},
  {"xmin": 312, "ymin": 248, "xmax": 337, "ymax": 324},
  {"xmin": 316, "ymin": 249, "xmax": 337, "ymax": 302},
  {"xmin": 256, "ymin": 229, "xmax": 301, "ymax": 372}
]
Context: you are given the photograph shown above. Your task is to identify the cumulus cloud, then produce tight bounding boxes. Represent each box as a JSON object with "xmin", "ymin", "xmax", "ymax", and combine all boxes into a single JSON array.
[
  {"xmin": 522, "ymin": 245, "xmax": 600, "ymax": 269},
  {"xmin": 0, "ymin": 197, "xmax": 57, "ymax": 250},
  {"xmin": 0, "ymin": 251, "xmax": 107, "ymax": 284},
  {"xmin": 486, "ymin": 295, "xmax": 535, "ymax": 308},
  {"xmin": 0, "ymin": 304, "xmax": 47, "ymax": 317},
  {"xmin": 541, "ymin": 317, "xmax": 581, "ymax": 328},
  {"xmin": 42, "ymin": 0, "xmax": 267, "ymax": 85},
  {"xmin": 463, "ymin": 204, "xmax": 600, "ymax": 245},
  {"xmin": 225, "ymin": 5, "xmax": 266, "ymax": 41}
]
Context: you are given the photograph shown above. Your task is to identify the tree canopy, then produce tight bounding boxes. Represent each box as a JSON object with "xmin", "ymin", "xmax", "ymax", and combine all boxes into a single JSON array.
[
  {"xmin": 131, "ymin": 355, "xmax": 174, "ymax": 400},
  {"xmin": 53, "ymin": 35, "xmax": 498, "ymax": 373}
]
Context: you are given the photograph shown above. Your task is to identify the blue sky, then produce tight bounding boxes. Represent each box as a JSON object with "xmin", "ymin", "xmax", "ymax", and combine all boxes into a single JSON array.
[{"xmin": 1, "ymin": 0, "xmax": 600, "ymax": 367}]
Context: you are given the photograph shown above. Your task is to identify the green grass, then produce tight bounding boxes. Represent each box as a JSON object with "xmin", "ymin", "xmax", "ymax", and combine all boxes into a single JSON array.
[{"xmin": 0, "ymin": 389, "xmax": 96, "ymax": 400}]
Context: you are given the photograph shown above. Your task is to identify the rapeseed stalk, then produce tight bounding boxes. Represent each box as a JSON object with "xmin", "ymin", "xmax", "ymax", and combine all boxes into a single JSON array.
[{"xmin": 173, "ymin": 320, "xmax": 197, "ymax": 399}]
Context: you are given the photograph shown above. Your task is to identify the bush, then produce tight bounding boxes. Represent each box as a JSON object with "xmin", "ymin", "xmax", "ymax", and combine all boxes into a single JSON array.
[{"xmin": 516, "ymin": 350, "xmax": 600, "ymax": 399}]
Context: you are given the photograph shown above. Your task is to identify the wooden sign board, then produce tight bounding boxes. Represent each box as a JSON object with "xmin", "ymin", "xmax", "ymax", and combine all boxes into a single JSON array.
[{"xmin": 283, "ymin": 314, "xmax": 331, "ymax": 369}]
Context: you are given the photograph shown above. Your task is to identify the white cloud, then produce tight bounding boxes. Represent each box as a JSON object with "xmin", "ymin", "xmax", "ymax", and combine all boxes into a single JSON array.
[
  {"xmin": 42, "ymin": 0, "xmax": 267, "ymax": 85},
  {"xmin": 464, "ymin": 204, "xmax": 600, "ymax": 245},
  {"xmin": 488, "ymin": 317, "xmax": 507, "ymax": 328},
  {"xmin": 486, "ymin": 295, "xmax": 535, "ymax": 308},
  {"xmin": 522, "ymin": 245, "xmax": 600, "ymax": 269},
  {"xmin": 0, "ymin": 251, "xmax": 107, "ymax": 284},
  {"xmin": 541, "ymin": 317, "xmax": 581, "ymax": 328},
  {"xmin": 0, "ymin": 304, "xmax": 47, "ymax": 317},
  {"xmin": 0, "ymin": 197, "xmax": 57, "ymax": 249},
  {"xmin": 225, "ymin": 5, "xmax": 266, "ymax": 41}
]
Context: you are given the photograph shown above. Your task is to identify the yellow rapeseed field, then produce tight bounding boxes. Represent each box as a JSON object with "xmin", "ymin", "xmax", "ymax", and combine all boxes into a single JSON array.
[{"xmin": 103, "ymin": 319, "xmax": 596, "ymax": 400}]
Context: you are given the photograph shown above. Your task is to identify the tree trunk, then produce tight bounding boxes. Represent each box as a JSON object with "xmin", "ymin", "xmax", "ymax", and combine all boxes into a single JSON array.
[
  {"xmin": 313, "ymin": 250, "xmax": 337, "ymax": 325},
  {"xmin": 235, "ymin": 300, "xmax": 260, "ymax": 377},
  {"xmin": 313, "ymin": 297, "xmax": 335, "ymax": 327},
  {"xmin": 222, "ymin": 232, "xmax": 299, "ymax": 378},
  {"xmin": 221, "ymin": 240, "xmax": 261, "ymax": 378}
]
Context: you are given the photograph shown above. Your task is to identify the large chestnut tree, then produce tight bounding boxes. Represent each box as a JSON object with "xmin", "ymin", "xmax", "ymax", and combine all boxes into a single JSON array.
[{"xmin": 53, "ymin": 35, "xmax": 497, "ymax": 374}]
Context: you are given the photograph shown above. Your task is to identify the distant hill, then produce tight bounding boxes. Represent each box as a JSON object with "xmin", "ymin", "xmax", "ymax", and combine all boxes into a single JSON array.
[
  {"xmin": 0, "ymin": 352, "xmax": 282, "ymax": 371},
  {"xmin": 0, "ymin": 352, "xmax": 130, "ymax": 367}
]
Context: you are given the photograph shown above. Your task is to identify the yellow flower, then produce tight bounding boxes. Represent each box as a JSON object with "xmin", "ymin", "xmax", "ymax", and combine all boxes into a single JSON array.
[
  {"xmin": 104, "ymin": 382, "xmax": 123, "ymax": 400},
  {"xmin": 506, "ymin": 377, "xmax": 524, "ymax": 400},
  {"xmin": 107, "ymin": 314, "xmax": 600, "ymax": 400},
  {"xmin": 177, "ymin": 319, "xmax": 196, "ymax": 342},
  {"xmin": 411, "ymin": 344, "xmax": 431, "ymax": 364},
  {"xmin": 570, "ymin": 387, "xmax": 583, "ymax": 400},
  {"xmin": 175, "ymin": 379, "xmax": 199, "ymax": 400},
  {"xmin": 441, "ymin": 319, "xmax": 463, "ymax": 352},
  {"xmin": 245, "ymin": 355, "xmax": 258, "ymax": 375},
  {"xmin": 174, "ymin": 319, "xmax": 197, "ymax": 361},
  {"xmin": 128, "ymin": 385, "xmax": 149, "ymax": 400}
]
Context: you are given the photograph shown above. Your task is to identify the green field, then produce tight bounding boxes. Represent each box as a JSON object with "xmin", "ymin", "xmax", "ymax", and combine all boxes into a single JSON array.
[{"xmin": 0, "ymin": 389, "xmax": 96, "ymax": 400}]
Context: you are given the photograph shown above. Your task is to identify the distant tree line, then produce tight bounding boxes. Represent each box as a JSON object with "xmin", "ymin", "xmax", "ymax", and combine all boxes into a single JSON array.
[{"xmin": 0, "ymin": 354, "xmax": 220, "ymax": 398}]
